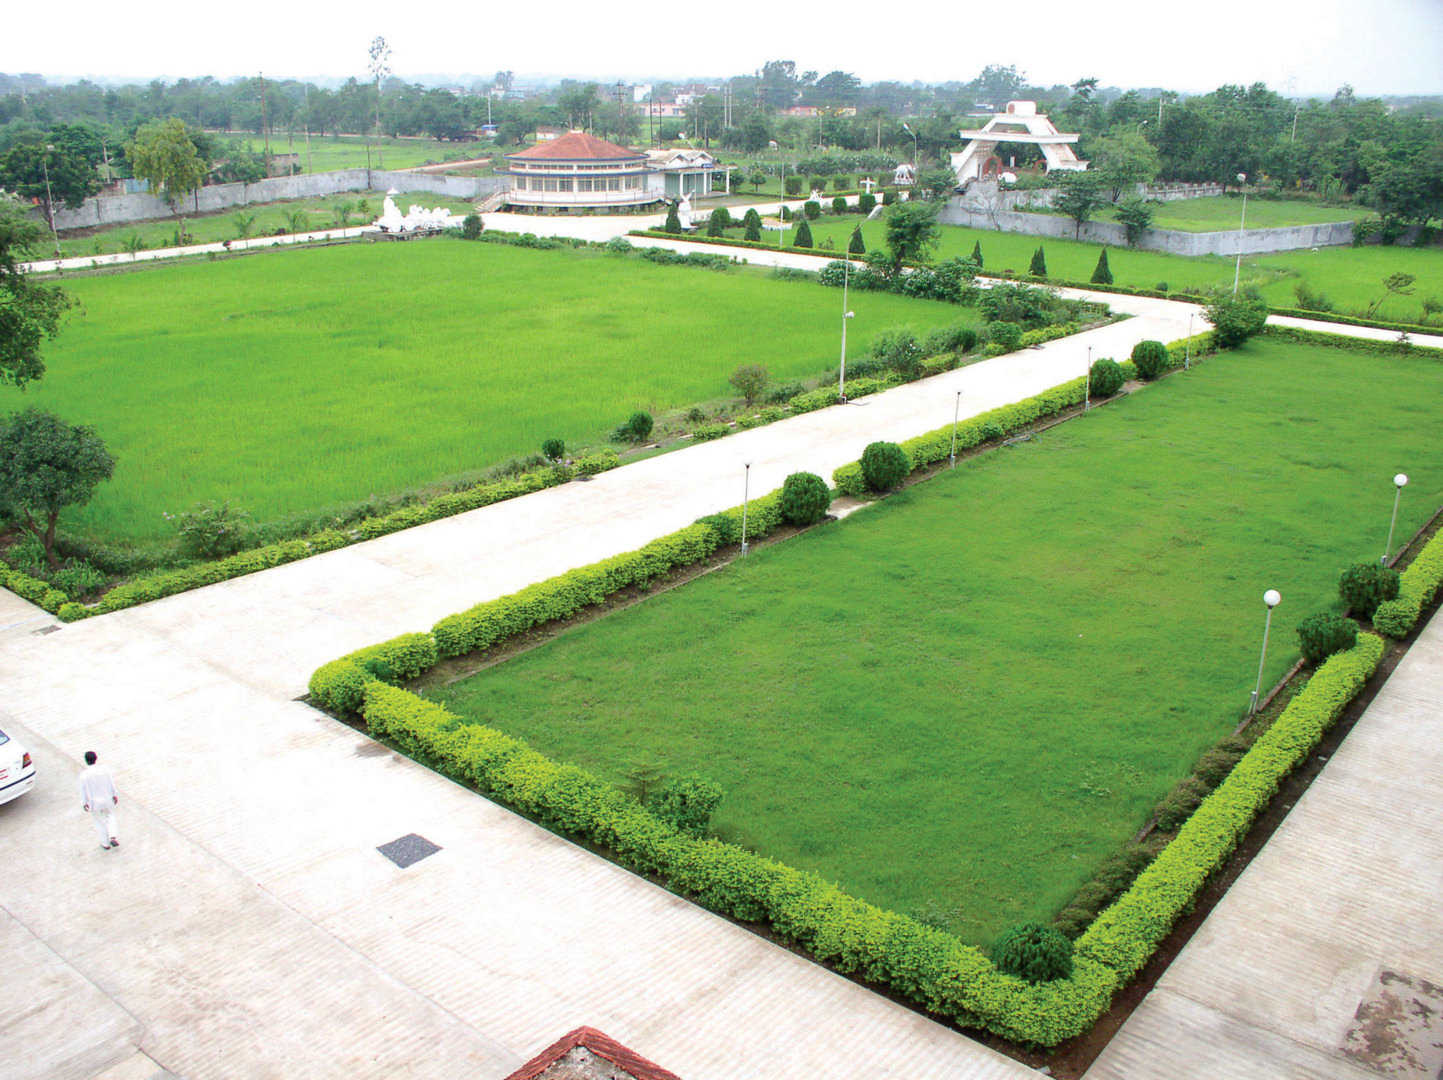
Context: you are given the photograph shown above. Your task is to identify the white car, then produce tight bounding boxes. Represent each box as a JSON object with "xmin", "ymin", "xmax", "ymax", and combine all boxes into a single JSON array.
[{"xmin": 0, "ymin": 726, "xmax": 36, "ymax": 805}]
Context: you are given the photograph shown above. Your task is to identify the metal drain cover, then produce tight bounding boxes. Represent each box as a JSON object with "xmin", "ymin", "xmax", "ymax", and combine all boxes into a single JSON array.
[{"xmin": 377, "ymin": 833, "xmax": 441, "ymax": 869}]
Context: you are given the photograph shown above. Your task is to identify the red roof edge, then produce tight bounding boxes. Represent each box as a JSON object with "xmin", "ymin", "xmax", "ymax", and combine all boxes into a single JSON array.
[{"xmin": 502, "ymin": 1026, "xmax": 682, "ymax": 1080}]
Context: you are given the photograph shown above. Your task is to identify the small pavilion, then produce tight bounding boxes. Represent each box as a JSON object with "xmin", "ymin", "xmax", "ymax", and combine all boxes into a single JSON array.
[
  {"xmin": 950, "ymin": 101, "xmax": 1088, "ymax": 185},
  {"xmin": 504, "ymin": 131, "xmax": 660, "ymax": 211}
]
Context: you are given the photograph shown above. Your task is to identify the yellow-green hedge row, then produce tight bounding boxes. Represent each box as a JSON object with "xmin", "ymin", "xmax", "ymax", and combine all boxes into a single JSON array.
[
  {"xmin": 0, "ymin": 566, "xmax": 68, "ymax": 614},
  {"xmin": 1374, "ymin": 529, "xmax": 1443, "ymax": 638}
]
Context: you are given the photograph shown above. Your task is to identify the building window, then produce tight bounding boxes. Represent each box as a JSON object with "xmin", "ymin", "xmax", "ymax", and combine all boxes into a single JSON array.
[
  {"xmin": 577, "ymin": 178, "xmax": 592, "ymax": 192},
  {"xmin": 558, "ymin": 178, "xmax": 573, "ymax": 192}
]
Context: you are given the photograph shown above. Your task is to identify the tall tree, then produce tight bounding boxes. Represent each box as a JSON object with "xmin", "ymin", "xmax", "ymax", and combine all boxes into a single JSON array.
[
  {"xmin": 1088, "ymin": 129, "xmax": 1160, "ymax": 201},
  {"xmin": 1054, "ymin": 171, "xmax": 1108, "ymax": 238},
  {"xmin": 883, "ymin": 201, "xmax": 940, "ymax": 264},
  {"xmin": 0, "ymin": 194, "xmax": 70, "ymax": 388},
  {"xmin": 126, "ymin": 118, "xmax": 206, "ymax": 224}
]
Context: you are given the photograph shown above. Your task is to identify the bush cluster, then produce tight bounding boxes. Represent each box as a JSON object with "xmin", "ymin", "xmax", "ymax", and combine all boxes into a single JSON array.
[
  {"xmin": 1089, "ymin": 358, "xmax": 1125, "ymax": 398},
  {"xmin": 1338, "ymin": 562, "xmax": 1400, "ymax": 620},
  {"xmin": 990, "ymin": 922, "xmax": 1074, "ymax": 983},
  {"xmin": 1130, "ymin": 340, "xmax": 1170, "ymax": 381},
  {"xmin": 1296, "ymin": 611, "xmax": 1358, "ymax": 664},
  {"xmin": 647, "ymin": 774, "xmax": 724, "ymax": 837},
  {"xmin": 860, "ymin": 442, "xmax": 910, "ymax": 493}
]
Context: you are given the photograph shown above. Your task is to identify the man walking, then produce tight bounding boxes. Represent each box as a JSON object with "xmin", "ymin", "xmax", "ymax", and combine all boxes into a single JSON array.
[{"xmin": 79, "ymin": 751, "xmax": 120, "ymax": 850}]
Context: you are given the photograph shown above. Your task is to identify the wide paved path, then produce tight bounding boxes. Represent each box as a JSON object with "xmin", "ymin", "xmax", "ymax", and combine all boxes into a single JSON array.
[{"xmin": 1086, "ymin": 608, "xmax": 1443, "ymax": 1080}]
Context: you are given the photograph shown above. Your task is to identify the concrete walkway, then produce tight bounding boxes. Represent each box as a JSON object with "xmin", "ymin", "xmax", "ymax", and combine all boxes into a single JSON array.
[{"xmin": 1086, "ymin": 608, "xmax": 1443, "ymax": 1080}]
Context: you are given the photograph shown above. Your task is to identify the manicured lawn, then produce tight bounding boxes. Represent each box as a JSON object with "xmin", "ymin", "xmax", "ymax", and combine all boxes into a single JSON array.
[
  {"xmin": 779, "ymin": 216, "xmax": 1443, "ymax": 322},
  {"xmin": 53, "ymin": 192, "xmax": 479, "ymax": 259},
  {"xmin": 21, "ymin": 240, "xmax": 972, "ymax": 543},
  {"xmin": 216, "ymin": 132, "xmax": 486, "ymax": 173},
  {"xmin": 431, "ymin": 336, "xmax": 1443, "ymax": 947}
]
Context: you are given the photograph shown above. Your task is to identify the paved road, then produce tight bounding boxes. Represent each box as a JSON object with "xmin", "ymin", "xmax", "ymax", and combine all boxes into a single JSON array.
[{"xmin": 1085, "ymin": 610, "xmax": 1443, "ymax": 1080}]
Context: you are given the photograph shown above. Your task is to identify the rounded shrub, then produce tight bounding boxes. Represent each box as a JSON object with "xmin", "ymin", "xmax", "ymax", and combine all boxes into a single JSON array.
[
  {"xmin": 857, "ymin": 192, "xmax": 876, "ymax": 215},
  {"xmin": 1130, "ymin": 339, "xmax": 1170, "ymax": 380},
  {"xmin": 987, "ymin": 321, "xmax": 1022, "ymax": 352},
  {"xmin": 540, "ymin": 438, "xmax": 565, "ymax": 462},
  {"xmin": 461, "ymin": 212, "xmax": 483, "ymax": 240},
  {"xmin": 832, "ymin": 195, "xmax": 847, "ymax": 215},
  {"xmin": 1338, "ymin": 562, "xmax": 1400, "ymax": 620},
  {"xmin": 1297, "ymin": 611, "xmax": 1358, "ymax": 664},
  {"xmin": 1089, "ymin": 357, "xmax": 1125, "ymax": 397},
  {"xmin": 613, "ymin": 411, "xmax": 653, "ymax": 443},
  {"xmin": 779, "ymin": 471, "xmax": 832, "ymax": 525},
  {"xmin": 990, "ymin": 922, "xmax": 1074, "ymax": 983},
  {"xmin": 860, "ymin": 441, "xmax": 910, "ymax": 493},
  {"xmin": 803, "ymin": 200, "xmax": 822, "ymax": 220},
  {"xmin": 647, "ymin": 774, "xmax": 723, "ymax": 837}
]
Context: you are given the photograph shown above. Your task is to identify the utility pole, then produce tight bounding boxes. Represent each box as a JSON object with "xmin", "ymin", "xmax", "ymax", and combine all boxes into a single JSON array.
[
  {"xmin": 259, "ymin": 72, "xmax": 271, "ymax": 177},
  {"xmin": 303, "ymin": 83, "xmax": 314, "ymax": 173}
]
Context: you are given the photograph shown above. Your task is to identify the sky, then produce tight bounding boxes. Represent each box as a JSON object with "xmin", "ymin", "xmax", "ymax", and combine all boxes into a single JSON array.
[{"xmin": 5, "ymin": 0, "xmax": 1442, "ymax": 97}]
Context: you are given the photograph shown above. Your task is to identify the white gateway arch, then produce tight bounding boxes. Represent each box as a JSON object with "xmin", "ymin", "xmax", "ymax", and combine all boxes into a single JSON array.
[{"xmin": 950, "ymin": 100, "xmax": 1088, "ymax": 185}]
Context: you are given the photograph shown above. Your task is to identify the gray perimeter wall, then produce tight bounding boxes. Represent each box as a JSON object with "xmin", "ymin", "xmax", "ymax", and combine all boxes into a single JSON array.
[
  {"xmin": 938, "ymin": 200, "xmax": 1355, "ymax": 256},
  {"xmin": 46, "ymin": 169, "xmax": 505, "ymax": 231}
]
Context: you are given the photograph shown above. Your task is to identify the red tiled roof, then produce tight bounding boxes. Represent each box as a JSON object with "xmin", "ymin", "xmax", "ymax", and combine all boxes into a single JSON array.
[
  {"xmin": 508, "ymin": 131, "xmax": 642, "ymax": 162},
  {"xmin": 502, "ymin": 1026, "xmax": 682, "ymax": 1080}
]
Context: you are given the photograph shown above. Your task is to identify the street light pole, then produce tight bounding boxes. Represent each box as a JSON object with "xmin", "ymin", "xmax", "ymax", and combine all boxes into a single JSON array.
[
  {"xmin": 1383, "ymin": 473, "xmax": 1409, "ymax": 565},
  {"xmin": 838, "ymin": 261, "xmax": 855, "ymax": 403},
  {"xmin": 950, "ymin": 390, "xmax": 962, "ymax": 468},
  {"xmin": 1232, "ymin": 172, "xmax": 1248, "ymax": 295},
  {"xmin": 1186, "ymin": 311, "xmax": 1194, "ymax": 370},
  {"xmin": 1084, "ymin": 345, "xmax": 1092, "ymax": 411},
  {"xmin": 1250, "ymin": 589, "xmax": 1282, "ymax": 716},
  {"xmin": 740, "ymin": 463, "xmax": 752, "ymax": 556},
  {"xmin": 40, "ymin": 144, "xmax": 61, "ymax": 259},
  {"xmin": 902, "ymin": 122, "xmax": 918, "ymax": 186}
]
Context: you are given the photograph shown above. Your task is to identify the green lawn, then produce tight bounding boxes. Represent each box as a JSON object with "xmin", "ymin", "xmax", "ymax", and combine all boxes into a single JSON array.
[
  {"xmin": 431, "ymin": 336, "xmax": 1443, "ymax": 947},
  {"xmin": 54, "ymin": 192, "xmax": 479, "ymax": 259},
  {"xmin": 21, "ymin": 240, "xmax": 972, "ymax": 544},
  {"xmin": 785, "ymin": 216, "xmax": 1443, "ymax": 322},
  {"xmin": 216, "ymin": 132, "xmax": 487, "ymax": 173}
]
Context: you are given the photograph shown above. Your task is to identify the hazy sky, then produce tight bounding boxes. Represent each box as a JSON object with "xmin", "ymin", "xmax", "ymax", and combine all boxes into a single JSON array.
[{"xmin": 6, "ymin": 0, "xmax": 1442, "ymax": 96}]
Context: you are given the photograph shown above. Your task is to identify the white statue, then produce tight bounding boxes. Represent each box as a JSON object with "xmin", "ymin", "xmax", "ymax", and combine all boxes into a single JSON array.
[
  {"xmin": 860, "ymin": 177, "xmax": 876, "ymax": 195},
  {"xmin": 809, "ymin": 187, "xmax": 823, "ymax": 203},
  {"xmin": 894, "ymin": 163, "xmax": 915, "ymax": 186},
  {"xmin": 375, "ymin": 188, "xmax": 460, "ymax": 233},
  {"xmin": 677, "ymin": 193, "xmax": 693, "ymax": 229}
]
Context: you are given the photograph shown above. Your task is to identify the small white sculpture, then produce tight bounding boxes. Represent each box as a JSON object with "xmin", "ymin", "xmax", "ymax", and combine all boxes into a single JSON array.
[
  {"xmin": 809, "ymin": 188, "xmax": 823, "ymax": 203},
  {"xmin": 677, "ymin": 193, "xmax": 693, "ymax": 229},
  {"xmin": 375, "ymin": 191, "xmax": 460, "ymax": 233},
  {"xmin": 894, "ymin": 163, "xmax": 915, "ymax": 186},
  {"xmin": 860, "ymin": 177, "xmax": 875, "ymax": 194}
]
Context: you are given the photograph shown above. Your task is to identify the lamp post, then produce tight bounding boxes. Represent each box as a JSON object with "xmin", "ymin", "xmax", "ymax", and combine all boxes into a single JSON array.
[
  {"xmin": 838, "ymin": 260, "xmax": 855, "ymax": 402},
  {"xmin": 778, "ymin": 161, "xmax": 787, "ymax": 249},
  {"xmin": 901, "ymin": 122, "xmax": 918, "ymax": 178},
  {"xmin": 1383, "ymin": 473, "xmax": 1408, "ymax": 565},
  {"xmin": 41, "ymin": 144, "xmax": 61, "ymax": 260},
  {"xmin": 1186, "ymin": 311, "xmax": 1195, "ymax": 370},
  {"xmin": 1232, "ymin": 172, "xmax": 1248, "ymax": 295},
  {"xmin": 949, "ymin": 390, "xmax": 962, "ymax": 468},
  {"xmin": 1084, "ymin": 345, "xmax": 1092, "ymax": 412},
  {"xmin": 740, "ymin": 463, "xmax": 752, "ymax": 556},
  {"xmin": 1250, "ymin": 589, "xmax": 1282, "ymax": 716}
]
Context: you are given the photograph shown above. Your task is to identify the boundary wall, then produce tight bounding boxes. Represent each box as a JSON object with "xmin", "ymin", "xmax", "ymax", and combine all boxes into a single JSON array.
[
  {"xmin": 938, "ymin": 200, "xmax": 1355, "ymax": 255},
  {"xmin": 44, "ymin": 169, "xmax": 505, "ymax": 230}
]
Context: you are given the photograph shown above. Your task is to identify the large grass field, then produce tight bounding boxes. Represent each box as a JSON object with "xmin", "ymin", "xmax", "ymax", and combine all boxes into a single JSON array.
[
  {"xmin": 431, "ymin": 336, "xmax": 1443, "ymax": 946},
  {"xmin": 21, "ymin": 240, "xmax": 973, "ymax": 544},
  {"xmin": 216, "ymin": 132, "xmax": 485, "ymax": 173},
  {"xmin": 783, "ymin": 217, "xmax": 1443, "ymax": 322},
  {"xmin": 53, "ymin": 192, "xmax": 478, "ymax": 259}
]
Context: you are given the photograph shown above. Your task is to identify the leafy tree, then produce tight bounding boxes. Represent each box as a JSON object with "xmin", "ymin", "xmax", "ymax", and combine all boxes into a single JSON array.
[
  {"xmin": 748, "ymin": 168, "xmax": 767, "ymax": 192},
  {"xmin": 1115, "ymin": 197, "xmax": 1153, "ymax": 246},
  {"xmin": 461, "ymin": 212, "xmax": 483, "ymax": 240},
  {"xmin": 918, "ymin": 166, "xmax": 956, "ymax": 200},
  {"xmin": 883, "ymin": 201, "xmax": 940, "ymax": 264},
  {"xmin": 848, "ymin": 225, "xmax": 865, "ymax": 255},
  {"xmin": 1090, "ymin": 247, "xmax": 1114, "ymax": 285},
  {"xmin": 0, "ymin": 142, "xmax": 99, "ymax": 237},
  {"xmin": 970, "ymin": 240, "xmax": 984, "ymax": 267},
  {"xmin": 0, "ymin": 408, "xmax": 115, "ymax": 566},
  {"xmin": 1203, "ymin": 290, "xmax": 1269, "ymax": 346},
  {"xmin": 283, "ymin": 208, "xmax": 310, "ymax": 236},
  {"xmin": 0, "ymin": 195, "xmax": 71, "ymax": 389},
  {"xmin": 127, "ymin": 118, "xmax": 207, "ymax": 224},
  {"xmin": 231, "ymin": 211, "xmax": 256, "ymax": 239},
  {"xmin": 793, "ymin": 218, "xmax": 813, "ymax": 248},
  {"xmin": 1054, "ymin": 171, "xmax": 1108, "ymax": 239},
  {"xmin": 706, "ymin": 207, "xmax": 732, "ymax": 237},
  {"xmin": 662, "ymin": 202, "xmax": 682, "ymax": 234},
  {"xmin": 1089, "ymin": 129, "xmax": 1160, "ymax": 201},
  {"xmin": 728, "ymin": 363, "xmax": 769, "ymax": 404},
  {"xmin": 1028, "ymin": 245, "xmax": 1047, "ymax": 278}
]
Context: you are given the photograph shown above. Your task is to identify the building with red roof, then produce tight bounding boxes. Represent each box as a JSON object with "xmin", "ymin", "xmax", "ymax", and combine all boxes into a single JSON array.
[{"xmin": 503, "ymin": 131, "xmax": 730, "ymax": 212}]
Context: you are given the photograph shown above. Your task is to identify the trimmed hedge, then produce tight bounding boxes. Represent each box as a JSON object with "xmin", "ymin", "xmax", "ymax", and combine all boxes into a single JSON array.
[
  {"xmin": 1263, "ymin": 324, "xmax": 1443, "ymax": 359},
  {"xmin": 1374, "ymin": 529, "xmax": 1443, "ymax": 638},
  {"xmin": 1269, "ymin": 307, "xmax": 1441, "ymax": 337},
  {"xmin": 0, "ymin": 566, "xmax": 70, "ymax": 614},
  {"xmin": 1075, "ymin": 634, "xmax": 1384, "ymax": 980},
  {"xmin": 833, "ymin": 378, "xmax": 1089, "ymax": 496},
  {"xmin": 49, "ymin": 457, "xmax": 623, "ymax": 623}
]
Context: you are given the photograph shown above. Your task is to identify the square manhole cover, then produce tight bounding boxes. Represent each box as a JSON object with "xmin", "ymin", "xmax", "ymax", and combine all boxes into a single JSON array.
[
  {"xmin": 1340, "ymin": 968, "xmax": 1443, "ymax": 1079},
  {"xmin": 377, "ymin": 833, "xmax": 441, "ymax": 869}
]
